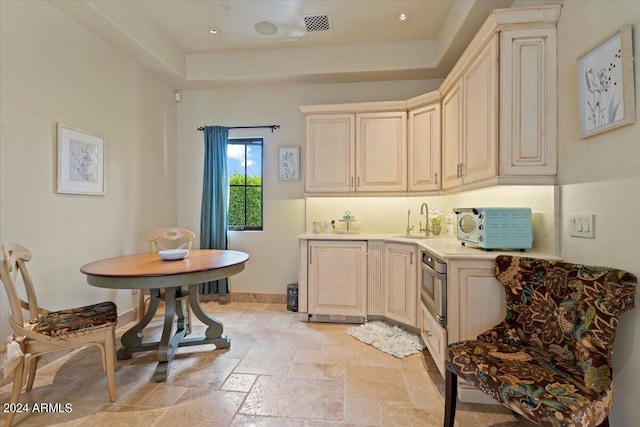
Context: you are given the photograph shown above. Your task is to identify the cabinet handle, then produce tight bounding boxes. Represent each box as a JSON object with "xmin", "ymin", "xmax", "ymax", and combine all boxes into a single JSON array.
[
  {"xmin": 424, "ymin": 330, "xmax": 433, "ymax": 337},
  {"xmin": 459, "ymin": 163, "xmax": 464, "ymax": 177},
  {"xmin": 309, "ymin": 247, "xmax": 312, "ymax": 264},
  {"xmin": 434, "ymin": 172, "xmax": 438, "ymax": 184},
  {"xmin": 410, "ymin": 253, "xmax": 414, "ymax": 265},
  {"xmin": 357, "ymin": 176, "xmax": 360, "ymax": 187},
  {"xmin": 456, "ymin": 163, "xmax": 460, "ymax": 178}
]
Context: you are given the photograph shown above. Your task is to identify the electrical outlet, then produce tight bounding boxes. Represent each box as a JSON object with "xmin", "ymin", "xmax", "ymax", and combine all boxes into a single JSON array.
[{"xmin": 569, "ymin": 214, "xmax": 594, "ymax": 238}]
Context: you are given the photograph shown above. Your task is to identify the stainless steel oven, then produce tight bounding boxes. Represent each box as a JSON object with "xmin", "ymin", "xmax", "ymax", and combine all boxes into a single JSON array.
[{"xmin": 420, "ymin": 250, "xmax": 447, "ymax": 326}]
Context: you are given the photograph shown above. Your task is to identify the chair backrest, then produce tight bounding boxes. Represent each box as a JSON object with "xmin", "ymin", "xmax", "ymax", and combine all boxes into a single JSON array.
[
  {"xmin": 494, "ymin": 255, "xmax": 636, "ymax": 391},
  {"xmin": 147, "ymin": 228, "xmax": 195, "ymax": 252},
  {"xmin": 0, "ymin": 243, "xmax": 39, "ymax": 328}
]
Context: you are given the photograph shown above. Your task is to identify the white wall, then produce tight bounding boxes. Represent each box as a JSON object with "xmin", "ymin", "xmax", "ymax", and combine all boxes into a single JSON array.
[
  {"xmin": 176, "ymin": 80, "xmax": 441, "ymax": 295},
  {"xmin": 555, "ymin": 1, "xmax": 640, "ymax": 424},
  {"xmin": 0, "ymin": 0, "xmax": 178, "ymax": 356}
]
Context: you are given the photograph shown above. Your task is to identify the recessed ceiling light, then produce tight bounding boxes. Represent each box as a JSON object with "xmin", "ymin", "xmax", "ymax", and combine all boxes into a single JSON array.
[
  {"xmin": 399, "ymin": 13, "xmax": 408, "ymax": 21},
  {"xmin": 255, "ymin": 21, "xmax": 278, "ymax": 36},
  {"xmin": 208, "ymin": 27, "xmax": 218, "ymax": 34}
]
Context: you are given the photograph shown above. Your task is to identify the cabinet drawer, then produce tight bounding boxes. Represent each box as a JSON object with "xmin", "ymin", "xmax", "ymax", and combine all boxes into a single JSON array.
[{"xmin": 421, "ymin": 304, "xmax": 447, "ymax": 378}]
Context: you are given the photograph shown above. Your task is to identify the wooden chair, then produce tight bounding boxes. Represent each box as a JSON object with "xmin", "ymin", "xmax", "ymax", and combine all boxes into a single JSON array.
[
  {"xmin": 140, "ymin": 228, "xmax": 195, "ymax": 326},
  {"xmin": 444, "ymin": 255, "xmax": 637, "ymax": 427},
  {"xmin": 0, "ymin": 243, "xmax": 117, "ymax": 427}
]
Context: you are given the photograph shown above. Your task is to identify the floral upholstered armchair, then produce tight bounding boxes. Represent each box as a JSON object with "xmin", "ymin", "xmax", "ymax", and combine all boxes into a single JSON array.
[{"xmin": 444, "ymin": 255, "xmax": 637, "ymax": 427}]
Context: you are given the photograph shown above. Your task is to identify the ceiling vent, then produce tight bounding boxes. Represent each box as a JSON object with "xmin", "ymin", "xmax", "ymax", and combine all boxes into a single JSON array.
[{"xmin": 303, "ymin": 14, "xmax": 331, "ymax": 32}]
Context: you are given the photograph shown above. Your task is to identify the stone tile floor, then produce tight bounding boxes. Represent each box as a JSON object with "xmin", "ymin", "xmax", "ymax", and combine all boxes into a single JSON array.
[{"xmin": 1, "ymin": 301, "xmax": 537, "ymax": 426}]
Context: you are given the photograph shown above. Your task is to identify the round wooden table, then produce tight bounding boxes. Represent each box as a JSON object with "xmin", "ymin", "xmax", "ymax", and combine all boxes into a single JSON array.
[{"xmin": 81, "ymin": 249, "xmax": 249, "ymax": 381}]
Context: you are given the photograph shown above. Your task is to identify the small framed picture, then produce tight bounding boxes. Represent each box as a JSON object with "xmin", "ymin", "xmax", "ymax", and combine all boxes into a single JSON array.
[
  {"xmin": 278, "ymin": 146, "xmax": 300, "ymax": 181},
  {"xmin": 57, "ymin": 123, "xmax": 106, "ymax": 195},
  {"xmin": 577, "ymin": 25, "xmax": 635, "ymax": 138}
]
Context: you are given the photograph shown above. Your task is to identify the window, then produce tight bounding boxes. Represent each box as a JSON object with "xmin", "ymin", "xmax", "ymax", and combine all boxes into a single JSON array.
[{"xmin": 227, "ymin": 137, "xmax": 263, "ymax": 230}]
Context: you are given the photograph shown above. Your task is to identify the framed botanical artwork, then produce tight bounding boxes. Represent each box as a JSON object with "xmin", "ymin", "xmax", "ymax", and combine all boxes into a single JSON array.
[
  {"xmin": 57, "ymin": 123, "xmax": 106, "ymax": 195},
  {"xmin": 577, "ymin": 25, "xmax": 635, "ymax": 138},
  {"xmin": 278, "ymin": 146, "xmax": 300, "ymax": 181}
]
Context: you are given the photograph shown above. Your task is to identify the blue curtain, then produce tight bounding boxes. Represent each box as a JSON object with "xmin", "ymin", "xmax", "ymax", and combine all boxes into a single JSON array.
[{"xmin": 200, "ymin": 126, "xmax": 229, "ymax": 295}]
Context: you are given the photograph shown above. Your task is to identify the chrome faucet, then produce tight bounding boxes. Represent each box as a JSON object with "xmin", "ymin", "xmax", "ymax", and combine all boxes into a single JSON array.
[
  {"xmin": 420, "ymin": 203, "xmax": 430, "ymax": 236},
  {"xmin": 406, "ymin": 209, "xmax": 414, "ymax": 236}
]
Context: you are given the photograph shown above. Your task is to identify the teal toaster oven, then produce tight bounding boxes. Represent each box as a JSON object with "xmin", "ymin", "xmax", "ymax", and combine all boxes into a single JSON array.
[{"xmin": 453, "ymin": 207, "xmax": 532, "ymax": 250}]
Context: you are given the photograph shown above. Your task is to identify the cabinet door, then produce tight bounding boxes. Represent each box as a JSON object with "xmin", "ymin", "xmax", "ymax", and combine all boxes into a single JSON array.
[
  {"xmin": 383, "ymin": 243, "xmax": 417, "ymax": 326},
  {"xmin": 447, "ymin": 258, "xmax": 507, "ymax": 404},
  {"xmin": 447, "ymin": 259, "xmax": 506, "ymax": 345},
  {"xmin": 500, "ymin": 28, "xmax": 557, "ymax": 176},
  {"xmin": 442, "ymin": 80, "xmax": 463, "ymax": 190},
  {"xmin": 305, "ymin": 114, "xmax": 355, "ymax": 193},
  {"xmin": 421, "ymin": 304, "xmax": 447, "ymax": 378},
  {"xmin": 408, "ymin": 103, "xmax": 441, "ymax": 191},
  {"xmin": 463, "ymin": 36, "xmax": 498, "ymax": 185},
  {"xmin": 308, "ymin": 241, "xmax": 367, "ymax": 317},
  {"xmin": 355, "ymin": 112, "xmax": 407, "ymax": 192}
]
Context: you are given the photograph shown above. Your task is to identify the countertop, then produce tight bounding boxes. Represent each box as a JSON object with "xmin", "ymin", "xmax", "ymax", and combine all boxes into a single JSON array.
[{"xmin": 296, "ymin": 232, "xmax": 560, "ymax": 261}]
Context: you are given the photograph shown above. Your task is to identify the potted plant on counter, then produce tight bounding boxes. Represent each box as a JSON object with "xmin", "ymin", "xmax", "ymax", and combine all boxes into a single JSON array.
[{"xmin": 430, "ymin": 209, "xmax": 445, "ymax": 235}]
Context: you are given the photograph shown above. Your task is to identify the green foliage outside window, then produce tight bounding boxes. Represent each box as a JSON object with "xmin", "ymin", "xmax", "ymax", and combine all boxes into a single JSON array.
[
  {"xmin": 227, "ymin": 138, "xmax": 263, "ymax": 230},
  {"xmin": 228, "ymin": 172, "xmax": 262, "ymax": 229}
]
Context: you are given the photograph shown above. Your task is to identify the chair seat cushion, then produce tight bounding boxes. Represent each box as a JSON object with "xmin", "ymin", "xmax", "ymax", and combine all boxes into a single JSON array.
[
  {"xmin": 32, "ymin": 301, "xmax": 117, "ymax": 338},
  {"xmin": 446, "ymin": 339, "xmax": 610, "ymax": 427}
]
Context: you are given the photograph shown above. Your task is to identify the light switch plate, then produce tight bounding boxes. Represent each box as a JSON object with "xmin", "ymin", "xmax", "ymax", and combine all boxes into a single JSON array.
[{"xmin": 569, "ymin": 214, "xmax": 594, "ymax": 238}]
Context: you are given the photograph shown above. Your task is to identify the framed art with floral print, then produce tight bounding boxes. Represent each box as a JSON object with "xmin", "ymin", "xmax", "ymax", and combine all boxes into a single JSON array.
[
  {"xmin": 57, "ymin": 123, "xmax": 105, "ymax": 195},
  {"xmin": 278, "ymin": 146, "xmax": 300, "ymax": 181},
  {"xmin": 577, "ymin": 25, "xmax": 635, "ymax": 139}
]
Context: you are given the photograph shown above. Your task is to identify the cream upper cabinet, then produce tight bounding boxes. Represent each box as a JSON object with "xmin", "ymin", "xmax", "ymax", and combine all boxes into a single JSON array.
[
  {"xmin": 305, "ymin": 114, "xmax": 355, "ymax": 193},
  {"xmin": 440, "ymin": 6, "xmax": 560, "ymax": 190},
  {"xmin": 462, "ymin": 36, "xmax": 498, "ymax": 185},
  {"xmin": 442, "ymin": 36, "xmax": 498, "ymax": 190},
  {"xmin": 307, "ymin": 240, "xmax": 367, "ymax": 319},
  {"xmin": 408, "ymin": 102, "xmax": 441, "ymax": 191},
  {"xmin": 442, "ymin": 80, "xmax": 464, "ymax": 190},
  {"xmin": 301, "ymin": 5, "xmax": 561, "ymax": 195},
  {"xmin": 304, "ymin": 109, "xmax": 407, "ymax": 194},
  {"xmin": 499, "ymin": 28, "xmax": 557, "ymax": 177},
  {"xmin": 383, "ymin": 242, "xmax": 418, "ymax": 327},
  {"xmin": 356, "ymin": 112, "xmax": 407, "ymax": 192}
]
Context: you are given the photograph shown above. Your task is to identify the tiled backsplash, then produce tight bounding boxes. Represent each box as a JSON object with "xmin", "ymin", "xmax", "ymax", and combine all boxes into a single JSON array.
[{"xmin": 305, "ymin": 185, "xmax": 558, "ymax": 254}]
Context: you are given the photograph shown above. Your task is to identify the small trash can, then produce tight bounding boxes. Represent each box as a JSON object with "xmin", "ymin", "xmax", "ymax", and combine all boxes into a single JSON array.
[{"xmin": 287, "ymin": 283, "xmax": 298, "ymax": 312}]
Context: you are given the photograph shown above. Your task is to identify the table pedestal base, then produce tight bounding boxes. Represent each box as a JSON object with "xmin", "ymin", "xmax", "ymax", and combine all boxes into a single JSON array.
[{"xmin": 117, "ymin": 284, "xmax": 230, "ymax": 381}]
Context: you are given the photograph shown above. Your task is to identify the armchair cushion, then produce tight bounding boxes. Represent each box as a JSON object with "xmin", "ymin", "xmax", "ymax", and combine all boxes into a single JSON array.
[
  {"xmin": 447, "ymin": 339, "xmax": 611, "ymax": 426},
  {"xmin": 32, "ymin": 301, "xmax": 117, "ymax": 338},
  {"xmin": 445, "ymin": 256, "xmax": 636, "ymax": 427}
]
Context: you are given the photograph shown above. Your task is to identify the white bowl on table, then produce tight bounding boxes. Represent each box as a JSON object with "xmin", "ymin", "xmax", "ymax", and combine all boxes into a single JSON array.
[{"xmin": 158, "ymin": 249, "xmax": 189, "ymax": 261}]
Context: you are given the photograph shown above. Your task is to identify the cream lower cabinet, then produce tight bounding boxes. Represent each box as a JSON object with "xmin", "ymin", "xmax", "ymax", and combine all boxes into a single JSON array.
[
  {"xmin": 421, "ymin": 303, "xmax": 447, "ymax": 378},
  {"xmin": 383, "ymin": 242, "xmax": 418, "ymax": 327},
  {"xmin": 307, "ymin": 240, "xmax": 367, "ymax": 320},
  {"xmin": 447, "ymin": 257, "xmax": 507, "ymax": 403}
]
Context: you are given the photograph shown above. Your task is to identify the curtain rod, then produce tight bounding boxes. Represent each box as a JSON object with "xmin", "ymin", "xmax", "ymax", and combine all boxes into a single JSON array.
[{"xmin": 196, "ymin": 125, "xmax": 280, "ymax": 133}]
